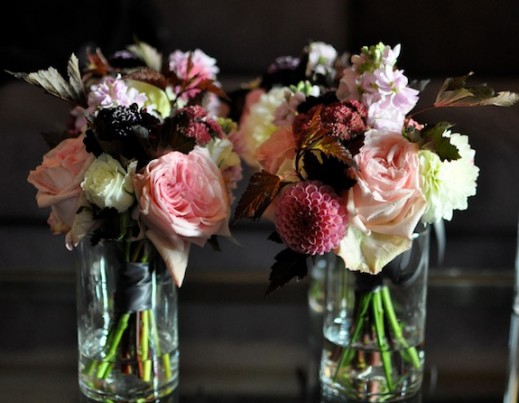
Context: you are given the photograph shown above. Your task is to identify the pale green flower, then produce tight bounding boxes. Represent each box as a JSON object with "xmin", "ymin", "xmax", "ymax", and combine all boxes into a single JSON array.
[
  {"xmin": 419, "ymin": 130, "xmax": 479, "ymax": 223},
  {"xmin": 127, "ymin": 79, "xmax": 171, "ymax": 118}
]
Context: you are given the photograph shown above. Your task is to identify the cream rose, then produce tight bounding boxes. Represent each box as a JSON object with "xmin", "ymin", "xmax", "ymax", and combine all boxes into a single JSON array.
[
  {"xmin": 81, "ymin": 153, "xmax": 135, "ymax": 213},
  {"xmin": 133, "ymin": 147, "xmax": 230, "ymax": 286},
  {"xmin": 27, "ymin": 134, "xmax": 94, "ymax": 233},
  {"xmin": 337, "ymin": 129, "xmax": 426, "ymax": 273}
]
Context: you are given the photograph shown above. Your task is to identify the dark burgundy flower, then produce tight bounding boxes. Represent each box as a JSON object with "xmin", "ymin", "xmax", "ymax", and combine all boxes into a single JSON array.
[
  {"xmin": 172, "ymin": 105, "xmax": 223, "ymax": 145},
  {"xmin": 293, "ymin": 99, "xmax": 368, "ymax": 142}
]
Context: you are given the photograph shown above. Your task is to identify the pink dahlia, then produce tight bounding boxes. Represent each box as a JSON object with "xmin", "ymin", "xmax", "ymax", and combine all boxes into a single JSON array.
[{"xmin": 275, "ymin": 181, "xmax": 348, "ymax": 255}]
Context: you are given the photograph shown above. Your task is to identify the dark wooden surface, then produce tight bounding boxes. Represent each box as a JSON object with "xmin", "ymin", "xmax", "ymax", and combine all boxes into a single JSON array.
[{"xmin": 0, "ymin": 268, "xmax": 514, "ymax": 403}]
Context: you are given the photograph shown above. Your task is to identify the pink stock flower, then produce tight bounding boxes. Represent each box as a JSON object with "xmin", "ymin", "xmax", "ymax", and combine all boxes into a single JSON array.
[
  {"xmin": 71, "ymin": 76, "xmax": 148, "ymax": 131},
  {"xmin": 27, "ymin": 134, "xmax": 95, "ymax": 234},
  {"xmin": 133, "ymin": 147, "xmax": 230, "ymax": 286},
  {"xmin": 275, "ymin": 181, "xmax": 348, "ymax": 255}
]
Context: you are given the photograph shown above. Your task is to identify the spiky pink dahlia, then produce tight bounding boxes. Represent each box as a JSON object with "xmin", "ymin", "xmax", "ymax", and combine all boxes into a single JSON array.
[{"xmin": 275, "ymin": 181, "xmax": 348, "ymax": 255}]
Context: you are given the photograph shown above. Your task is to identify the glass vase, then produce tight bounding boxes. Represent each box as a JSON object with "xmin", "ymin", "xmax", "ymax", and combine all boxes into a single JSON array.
[
  {"xmin": 75, "ymin": 238, "xmax": 179, "ymax": 402},
  {"xmin": 319, "ymin": 225, "xmax": 430, "ymax": 402}
]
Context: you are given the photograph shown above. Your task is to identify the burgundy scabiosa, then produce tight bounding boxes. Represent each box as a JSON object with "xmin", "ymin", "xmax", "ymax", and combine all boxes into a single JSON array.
[{"xmin": 274, "ymin": 181, "xmax": 348, "ymax": 255}]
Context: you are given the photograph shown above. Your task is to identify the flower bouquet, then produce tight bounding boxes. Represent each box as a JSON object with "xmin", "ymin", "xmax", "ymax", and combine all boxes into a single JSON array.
[
  {"xmin": 9, "ymin": 40, "xmax": 242, "ymax": 401},
  {"xmin": 232, "ymin": 41, "xmax": 519, "ymax": 400}
]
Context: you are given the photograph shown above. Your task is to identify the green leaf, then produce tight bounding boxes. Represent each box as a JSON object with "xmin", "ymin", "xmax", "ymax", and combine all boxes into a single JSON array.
[
  {"xmin": 265, "ymin": 248, "xmax": 308, "ymax": 296},
  {"xmin": 421, "ymin": 122, "xmax": 460, "ymax": 161},
  {"xmin": 7, "ymin": 54, "xmax": 86, "ymax": 107},
  {"xmin": 233, "ymin": 170, "xmax": 282, "ymax": 222},
  {"xmin": 434, "ymin": 72, "xmax": 519, "ymax": 108}
]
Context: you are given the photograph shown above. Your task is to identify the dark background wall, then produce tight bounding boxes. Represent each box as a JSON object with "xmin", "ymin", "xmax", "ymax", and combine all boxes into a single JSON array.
[{"xmin": 1, "ymin": 0, "xmax": 519, "ymax": 273}]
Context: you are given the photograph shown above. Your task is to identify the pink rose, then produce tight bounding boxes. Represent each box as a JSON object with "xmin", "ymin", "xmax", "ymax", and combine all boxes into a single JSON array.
[
  {"xmin": 27, "ymin": 134, "xmax": 94, "ymax": 233},
  {"xmin": 255, "ymin": 126, "xmax": 296, "ymax": 176},
  {"xmin": 337, "ymin": 130, "xmax": 426, "ymax": 273},
  {"xmin": 350, "ymin": 130, "xmax": 425, "ymax": 237},
  {"xmin": 133, "ymin": 146, "xmax": 230, "ymax": 286}
]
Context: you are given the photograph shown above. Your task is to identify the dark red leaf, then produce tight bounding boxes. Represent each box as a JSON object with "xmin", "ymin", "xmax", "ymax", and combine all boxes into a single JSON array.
[
  {"xmin": 233, "ymin": 170, "xmax": 282, "ymax": 222},
  {"xmin": 265, "ymin": 248, "xmax": 308, "ymax": 296}
]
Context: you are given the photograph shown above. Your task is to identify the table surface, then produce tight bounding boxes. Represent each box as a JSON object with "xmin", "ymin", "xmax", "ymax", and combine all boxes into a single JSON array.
[{"xmin": 0, "ymin": 267, "xmax": 515, "ymax": 403}]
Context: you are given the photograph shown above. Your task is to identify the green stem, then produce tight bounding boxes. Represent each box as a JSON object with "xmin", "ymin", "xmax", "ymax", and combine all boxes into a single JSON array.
[
  {"xmin": 333, "ymin": 291, "xmax": 373, "ymax": 382},
  {"xmin": 372, "ymin": 289, "xmax": 395, "ymax": 391},
  {"xmin": 96, "ymin": 313, "xmax": 131, "ymax": 379},
  {"xmin": 150, "ymin": 309, "xmax": 172, "ymax": 380},
  {"xmin": 381, "ymin": 286, "xmax": 421, "ymax": 369},
  {"xmin": 141, "ymin": 310, "xmax": 152, "ymax": 382}
]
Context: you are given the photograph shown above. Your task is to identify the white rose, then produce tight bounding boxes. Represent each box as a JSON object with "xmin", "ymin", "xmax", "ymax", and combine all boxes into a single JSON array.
[{"xmin": 81, "ymin": 153, "xmax": 135, "ymax": 212}]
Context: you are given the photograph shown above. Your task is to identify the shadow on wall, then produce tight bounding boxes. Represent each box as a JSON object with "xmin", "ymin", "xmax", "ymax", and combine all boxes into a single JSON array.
[
  {"xmin": 1, "ymin": 0, "xmax": 351, "ymax": 83},
  {"xmin": 348, "ymin": 0, "xmax": 519, "ymax": 78}
]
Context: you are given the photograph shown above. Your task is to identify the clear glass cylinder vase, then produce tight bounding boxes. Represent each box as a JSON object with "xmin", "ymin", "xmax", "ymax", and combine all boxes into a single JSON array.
[
  {"xmin": 75, "ymin": 238, "xmax": 179, "ymax": 402},
  {"xmin": 319, "ymin": 225, "xmax": 430, "ymax": 402}
]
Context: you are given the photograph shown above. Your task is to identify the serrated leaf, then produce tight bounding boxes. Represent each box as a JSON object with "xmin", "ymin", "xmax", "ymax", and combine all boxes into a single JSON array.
[
  {"xmin": 421, "ymin": 122, "xmax": 460, "ymax": 161},
  {"xmin": 265, "ymin": 248, "xmax": 308, "ymax": 296},
  {"xmin": 196, "ymin": 78, "xmax": 230, "ymax": 101},
  {"xmin": 304, "ymin": 135, "xmax": 354, "ymax": 165},
  {"xmin": 84, "ymin": 48, "xmax": 112, "ymax": 77},
  {"xmin": 435, "ymin": 72, "xmax": 519, "ymax": 108},
  {"xmin": 127, "ymin": 40, "xmax": 162, "ymax": 72},
  {"xmin": 233, "ymin": 170, "xmax": 282, "ymax": 222},
  {"xmin": 298, "ymin": 106, "xmax": 354, "ymax": 165},
  {"xmin": 7, "ymin": 54, "xmax": 86, "ymax": 106},
  {"xmin": 125, "ymin": 68, "xmax": 168, "ymax": 90}
]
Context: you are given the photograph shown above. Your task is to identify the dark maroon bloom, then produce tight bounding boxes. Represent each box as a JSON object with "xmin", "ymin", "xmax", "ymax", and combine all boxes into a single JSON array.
[
  {"xmin": 172, "ymin": 105, "xmax": 223, "ymax": 145},
  {"xmin": 293, "ymin": 99, "xmax": 368, "ymax": 142}
]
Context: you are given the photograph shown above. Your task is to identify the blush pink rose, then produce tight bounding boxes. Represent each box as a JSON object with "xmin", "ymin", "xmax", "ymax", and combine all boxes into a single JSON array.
[
  {"xmin": 27, "ymin": 134, "xmax": 94, "ymax": 234},
  {"xmin": 336, "ymin": 129, "xmax": 427, "ymax": 274},
  {"xmin": 349, "ymin": 129, "xmax": 426, "ymax": 238},
  {"xmin": 133, "ymin": 146, "xmax": 230, "ymax": 286}
]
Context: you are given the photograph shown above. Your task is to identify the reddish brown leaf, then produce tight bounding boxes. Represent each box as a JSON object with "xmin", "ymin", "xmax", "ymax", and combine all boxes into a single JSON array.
[
  {"xmin": 84, "ymin": 48, "xmax": 112, "ymax": 77},
  {"xmin": 233, "ymin": 170, "xmax": 282, "ymax": 222},
  {"xmin": 196, "ymin": 78, "xmax": 230, "ymax": 100},
  {"xmin": 434, "ymin": 72, "xmax": 519, "ymax": 108},
  {"xmin": 124, "ymin": 68, "xmax": 168, "ymax": 90},
  {"xmin": 265, "ymin": 248, "xmax": 308, "ymax": 296}
]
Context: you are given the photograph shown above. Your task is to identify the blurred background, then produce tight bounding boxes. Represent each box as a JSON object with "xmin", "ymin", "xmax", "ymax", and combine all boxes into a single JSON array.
[
  {"xmin": 1, "ymin": 0, "xmax": 519, "ymax": 272},
  {"xmin": 1, "ymin": 1, "xmax": 519, "ymax": 401}
]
